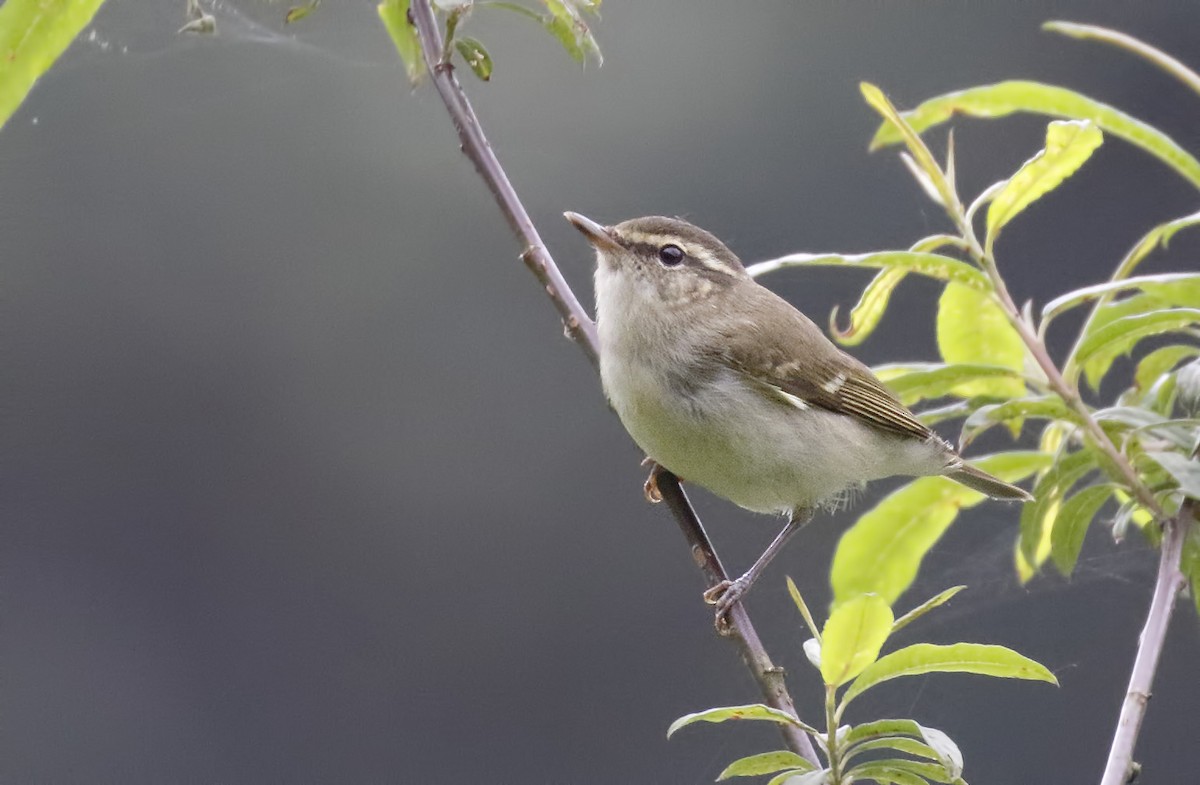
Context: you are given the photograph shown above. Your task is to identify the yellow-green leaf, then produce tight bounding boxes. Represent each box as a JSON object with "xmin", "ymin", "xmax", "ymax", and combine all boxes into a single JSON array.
[
  {"xmin": 841, "ymin": 643, "xmax": 1057, "ymax": 708},
  {"xmin": 869, "ymin": 81, "xmax": 1200, "ymax": 191},
  {"xmin": 1075, "ymin": 308, "xmax": 1200, "ymax": 390},
  {"xmin": 1050, "ymin": 485, "xmax": 1114, "ymax": 576},
  {"xmin": 378, "ymin": 0, "xmax": 426, "ymax": 85},
  {"xmin": 936, "ymin": 283, "xmax": 1027, "ymax": 398},
  {"xmin": 454, "ymin": 36, "xmax": 493, "ymax": 81},
  {"xmin": 748, "ymin": 251, "xmax": 991, "ymax": 291},
  {"xmin": 285, "ymin": 0, "xmax": 321, "ymax": 24},
  {"xmin": 832, "ymin": 452, "xmax": 1051, "ymax": 606},
  {"xmin": 891, "ymin": 585, "xmax": 966, "ymax": 634},
  {"xmin": 1135, "ymin": 345, "xmax": 1200, "ymax": 393},
  {"xmin": 1019, "ymin": 449, "xmax": 1099, "ymax": 569},
  {"xmin": 718, "ymin": 751, "xmax": 815, "ymax": 780},
  {"xmin": 860, "ymin": 82, "xmax": 958, "ymax": 213},
  {"xmin": 1044, "ymin": 21, "xmax": 1200, "ymax": 101},
  {"xmin": 667, "ymin": 704, "xmax": 813, "ymax": 739},
  {"xmin": 987, "ymin": 120, "xmax": 1103, "ymax": 243},
  {"xmin": 882, "ymin": 362, "xmax": 1024, "ymax": 407},
  {"xmin": 820, "ymin": 594, "xmax": 894, "ymax": 687},
  {"xmin": 0, "ymin": 0, "xmax": 107, "ymax": 132},
  {"xmin": 830, "ymin": 267, "xmax": 907, "ymax": 347}
]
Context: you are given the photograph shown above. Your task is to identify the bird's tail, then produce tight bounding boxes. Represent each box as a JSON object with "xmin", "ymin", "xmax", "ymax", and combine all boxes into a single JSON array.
[{"xmin": 946, "ymin": 463, "xmax": 1034, "ymax": 502}]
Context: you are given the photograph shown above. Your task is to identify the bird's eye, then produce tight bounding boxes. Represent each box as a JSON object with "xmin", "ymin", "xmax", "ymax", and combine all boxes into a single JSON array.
[{"xmin": 658, "ymin": 244, "xmax": 685, "ymax": 266}]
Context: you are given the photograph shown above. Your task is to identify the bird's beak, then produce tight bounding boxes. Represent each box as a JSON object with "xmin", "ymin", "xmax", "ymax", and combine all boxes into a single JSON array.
[{"xmin": 564, "ymin": 211, "xmax": 621, "ymax": 252}]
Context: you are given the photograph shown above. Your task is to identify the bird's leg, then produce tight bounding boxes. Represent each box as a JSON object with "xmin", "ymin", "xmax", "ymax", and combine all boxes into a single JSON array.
[
  {"xmin": 642, "ymin": 457, "xmax": 664, "ymax": 503},
  {"xmin": 704, "ymin": 508, "xmax": 814, "ymax": 632}
]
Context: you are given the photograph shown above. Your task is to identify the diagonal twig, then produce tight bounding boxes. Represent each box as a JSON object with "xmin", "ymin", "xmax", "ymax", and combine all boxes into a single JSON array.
[{"xmin": 406, "ymin": 0, "xmax": 818, "ymax": 764}]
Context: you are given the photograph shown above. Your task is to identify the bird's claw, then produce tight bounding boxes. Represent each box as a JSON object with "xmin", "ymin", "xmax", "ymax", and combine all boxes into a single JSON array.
[
  {"xmin": 703, "ymin": 577, "xmax": 748, "ymax": 635},
  {"xmin": 642, "ymin": 458, "xmax": 663, "ymax": 503}
]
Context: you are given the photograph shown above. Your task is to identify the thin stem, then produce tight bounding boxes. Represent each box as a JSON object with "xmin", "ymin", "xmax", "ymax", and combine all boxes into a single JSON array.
[
  {"xmin": 958, "ymin": 210, "xmax": 1165, "ymax": 519},
  {"xmin": 825, "ymin": 685, "xmax": 841, "ymax": 783},
  {"xmin": 1099, "ymin": 501, "xmax": 1195, "ymax": 785},
  {"xmin": 406, "ymin": 0, "xmax": 817, "ymax": 765}
]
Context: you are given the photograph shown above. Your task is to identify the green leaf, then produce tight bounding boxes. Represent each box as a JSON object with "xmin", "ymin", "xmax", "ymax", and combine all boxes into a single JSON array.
[
  {"xmin": 378, "ymin": 0, "xmax": 426, "ymax": 85},
  {"xmin": 868, "ymin": 81, "xmax": 1200, "ymax": 191},
  {"xmin": 1043, "ymin": 21, "xmax": 1200, "ymax": 101},
  {"xmin": 844, "ymin": 761, "xmax": 931, "ymax": 785},
  {"xmin": 891, "ymin": 586, "xmax": 966, "ymax": 634},
  {"xmin": 1042, "ymin": 274, "xmax": 1200, "ymax": 328},
  {"xmin": 1136, "ymin": 345, "xmax": 1200, "ymax": 393},
  {"xmin": 860, "ymin": 83, "xmax": 959, "ymax": 213},
  {"xmin": 1103, "ymin": 210, "xmax": 1200, "ymax": 291},
  {"xmin": 844, "ymin": 736, "xmax": 941, "ymax": 763},
  {"xmin": 718, "ymin": 751, "xmax": 815, "ymax": 780},
  {"xmin": 849, "ymin": 758, "xmax": 964, "ymax": 785},
  {"xmin": 541, "ymin": 0, "xmax": 602, "ymax": 66},
  {"xmin": 960, "ymin": 396, "xmax": 1078, "ymax": 448},
  {"xmin": 830, "ymin": 267, "xmax": 908, "ymax": 347},
  {"xmin": 0, "ymin": 0, "xmax": 107, "ymax": 131},
  {"xmin": 987, "ymin": 120, "xmax": 1103, "ymax": 244},
  {"xmin": 841, "ymin": 643, "xmax": 1058, "ymax": 708},
  {"xmin": 846, "ymin": 719, "xmax": 926, "ymax": 746},
  {"xmin": 1182, "ymin": 526, "xmax": 1200, "ymax": 617},
  {"xmin": 832, "ymin": 452, "xmax": 1052, "ymax": 605},
  {"xmin": 1075, "ymin": 308, "xmax": 1200, "ymax": 390},
  {"xmin": 882, "ymin": 362, "xmax": 1025, "ymax": 407},
  {"xmin": 747, "ymin": 251, "xmax": 991, "ymax": 291},
  {"xmin": 667, "ymin": 705, "xmax": 815, "ymax": 739},
  {"xmin": 1144, "ymin": 451, "xmax": 1200, "ymax": 499},
  {"xmin": 1019, "ymin": 449, "xmax": 1099, "ymax": 568},
  {"xmin": 937, "ymin": 284, "xmax": 1027, "ymax": 398},
  {"xmin": 454, "ymin": 36, "xmax": 493, "ymax": 80},
  {"xmin": 768, "ymin": 770, "xmax": 829, "ymax": 785},
  {"xmin": 820, "ymin": 594, "xmax": 893, "ymax": 687},
  {"xmin": 787, "ymin": 576, "xmax": 822, "ymax": 642},
  {"xmin": 1050, "ymin": 485, "xmax": 1115, "ymax": 576}
]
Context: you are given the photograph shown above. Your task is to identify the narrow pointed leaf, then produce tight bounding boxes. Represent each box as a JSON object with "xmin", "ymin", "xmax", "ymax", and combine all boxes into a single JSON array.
[
  {"xmin": 960, "ymin": 396, "xmax": 1077, "ymax": 448},
  {"xmin": 831, "ymin": 267, "xmax": 908, "ymax": 346},
  {"xmin": 820, "ymin": 594, "xmax": 893, "ymax": 687},
  {"xmin": 747, "ymin": 251, "xmax": 990, "ymax": 291},
  {"xmin": 1075, "ymin": 308, "xmax": 1200, "ymax": 389},
  {"xmin": 1050, "ymin": 485, "xmax": 1115, "ymax": 575},
  {"xmin": 1144, "ymin": 451, "xmax": 1200, "ymax": 499},
  {"xmin": 844, "ymin": 762, "xmax": 930, "ymax": 785},
  {"xmin": 841, "ymin": 643, "xmax": 1057, "ymax": 707},
  {"xmin": 285, "ymin": 0, "xmax": 321, "ymax": 24},
  {"xmin": 668, "ymin": 705, "xmax": 814, "ymax": 738},
  {"xmin": 833, "ymin": 452, "xmax": 1052, "ymax": 605},
  {"xmin": 787, "ymin": 576, "xmax": 822, "ymax": 641},
  {"xmin": 882, "ymin": 362, "xmax": 1025, "ymax": 407},
  {"xmin": 868, "ymin": 81, "xmax": 1200, "ymax": 190},
  {"xmin": 1042, "ymin": 274, "xmax": 1200, "ymax": 327},
  {"xmin": 542, "ymin": 0, "xmax": 602, "ymax": 66},
  {"xmin": 845, "ymin": 736, "xmax": 941, "ymax": 763},
  {"xmin": 1136, "ymin": 345, "xmax": 1200, "ymax": 393},
  {"xmin": 1020, "ymin": 449, "xmax": 1099, "ymax": 567},
  {"xmin": 860, "ymin": 82, "xmax": 958, "ymax": 213},
  {"xmin": 846, "ymin": 719, "xmax": 926, "ymax": 746},
  {"xmin": 937, "ymin": 283, "xmax": 1027, "ymax": 398},
  {"xmin": 988, "ymin": 120, "xmax": 1103, "ymax": 241},
  {"xmin": 891, "ymin": 585, "xmax": 966, "ymax": 634},
  {"xmin": 718, "ymin": 751, "xmax": 815, "ymax": 780},
  {"xmin": 1044, "ymin": 21, "xmax": 1200, "ymax": 100},
  {"xmin": 378, "ymin": 0, "xmax": 426, "ymax": 85},
  {"xmin": 0, "ymin": 0, "xmax": 108, "ymax": 131}
]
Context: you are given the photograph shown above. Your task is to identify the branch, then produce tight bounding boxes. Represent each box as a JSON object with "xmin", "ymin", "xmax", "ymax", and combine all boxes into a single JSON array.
[
  {"xmin": 406, "ymin": 0, "xmax": 818, "ymax": 765},
  {"xmin": 1099, "ymin": 500, "xmax": 1194, "ymax": 785}
]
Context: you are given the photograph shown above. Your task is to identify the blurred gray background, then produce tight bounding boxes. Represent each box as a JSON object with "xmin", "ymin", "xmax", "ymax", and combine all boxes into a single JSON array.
[{"xmin": 5, "ymin": 1, "xmax": 1200, "ymax": 782}]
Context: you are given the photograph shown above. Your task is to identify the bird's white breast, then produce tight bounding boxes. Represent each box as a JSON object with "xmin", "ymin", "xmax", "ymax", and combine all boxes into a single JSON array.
[{"xmin": 594, "ymin": 264, "xmax": 948, "ymax": 515}]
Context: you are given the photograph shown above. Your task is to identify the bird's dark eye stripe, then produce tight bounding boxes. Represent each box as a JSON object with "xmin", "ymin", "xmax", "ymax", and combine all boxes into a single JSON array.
[{"xmin": 658, "ymin": 244, "xmax": 685, "ymax": 266}]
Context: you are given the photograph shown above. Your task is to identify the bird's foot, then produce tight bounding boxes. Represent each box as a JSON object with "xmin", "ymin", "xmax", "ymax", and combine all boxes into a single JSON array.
[
  {"xmin": 703, "ymin": 576, "xmax": 749, "ymax": 635},
  {"xmin": 641, "ymin": 457, "xmax": 664, "ymax": 503}
]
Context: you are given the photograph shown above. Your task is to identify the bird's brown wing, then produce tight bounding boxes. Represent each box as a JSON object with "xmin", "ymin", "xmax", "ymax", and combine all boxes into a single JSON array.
[{"xmin": 716, "ymin": 285, "xmax": 935, "ymax": 442}]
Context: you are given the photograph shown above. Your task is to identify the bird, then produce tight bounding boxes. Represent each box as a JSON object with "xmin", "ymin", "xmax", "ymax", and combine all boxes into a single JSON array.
[{"xmin": 564, "ymin": 212, "xmax": 1033, "ymax": 623}]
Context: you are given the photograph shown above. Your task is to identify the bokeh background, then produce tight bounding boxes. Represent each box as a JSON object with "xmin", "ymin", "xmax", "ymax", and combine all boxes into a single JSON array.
[{"xmin": 6, "ymin": 1, "xmax": 1200, "ymax": 782}]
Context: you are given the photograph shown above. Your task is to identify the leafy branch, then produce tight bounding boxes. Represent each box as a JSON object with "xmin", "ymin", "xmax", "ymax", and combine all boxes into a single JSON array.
[{"xmin": 396, "ymin": 0, "xmax": 819, "ymax": 765}]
